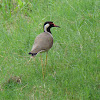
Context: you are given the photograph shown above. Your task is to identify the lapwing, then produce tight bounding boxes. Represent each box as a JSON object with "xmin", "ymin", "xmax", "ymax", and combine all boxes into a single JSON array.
[{"xmin": 29, "ymin": 21, "xmax": 60, "ymax": 79}]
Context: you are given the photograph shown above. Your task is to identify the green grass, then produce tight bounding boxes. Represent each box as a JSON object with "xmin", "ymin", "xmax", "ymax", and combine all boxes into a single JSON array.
[{"xmin": 0, "ymin": 0, "xmax": 100, "ymax": 99}]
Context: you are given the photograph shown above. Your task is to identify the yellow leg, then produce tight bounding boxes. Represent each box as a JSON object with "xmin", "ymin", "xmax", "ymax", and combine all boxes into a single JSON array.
[
  {"xmin": 44, "ymin": 52, "xmax": 48, "ymax": 75},
  {"xmin": 40, "ymin": 54, "xmax": 44, "ymax": 79},
  {"xmin": 45, "ymin": 52, "xmax": 48, "ymax": 66}
]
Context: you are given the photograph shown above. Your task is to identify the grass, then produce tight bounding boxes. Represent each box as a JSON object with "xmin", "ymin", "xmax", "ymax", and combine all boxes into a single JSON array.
[{"xmin": 0, "ymin": 0, "xmax": 100, "ymax": 99}]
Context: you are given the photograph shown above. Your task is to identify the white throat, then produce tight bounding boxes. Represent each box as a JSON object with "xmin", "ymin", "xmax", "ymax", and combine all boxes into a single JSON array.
[{"xmin": 44, "ymin": 24, "xmax": 50, "ymax": 32}]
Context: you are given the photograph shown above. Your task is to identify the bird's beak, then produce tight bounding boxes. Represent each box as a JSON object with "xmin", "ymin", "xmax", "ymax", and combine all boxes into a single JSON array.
[{"xmin": 53, "ymin": 24, "xmax": 60, "ymax": 28}]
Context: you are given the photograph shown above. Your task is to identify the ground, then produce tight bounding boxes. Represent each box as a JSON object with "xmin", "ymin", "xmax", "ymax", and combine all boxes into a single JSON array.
[{"xmin": 0, "ymin": 0, "xmax": 100, "ymax": 99}]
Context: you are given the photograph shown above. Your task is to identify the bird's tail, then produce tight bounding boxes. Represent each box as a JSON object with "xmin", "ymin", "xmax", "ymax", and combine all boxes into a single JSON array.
[{"xmin": 29, "ymin": 52, "xmax": 37, "ymax": 56}]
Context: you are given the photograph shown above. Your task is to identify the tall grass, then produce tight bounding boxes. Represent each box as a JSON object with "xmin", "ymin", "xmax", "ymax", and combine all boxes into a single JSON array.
[{"xmin": 0, "ymin": 0, "xmax": 100, "ymax": 99}]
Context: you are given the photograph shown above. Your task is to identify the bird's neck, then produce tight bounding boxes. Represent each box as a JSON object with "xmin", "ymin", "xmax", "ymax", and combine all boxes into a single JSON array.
[
  {"xmin": 44, "ymin": 27, "xmax": 52, "ymax": 33},
  {"xmin": 44, "ymin": 24, "xmax": 52, "ymax": 34}
]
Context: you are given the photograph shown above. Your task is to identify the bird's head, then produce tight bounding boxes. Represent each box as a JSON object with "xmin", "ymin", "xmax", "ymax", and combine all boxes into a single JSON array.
[{"xmin": 43, "ymin": 21, "xmax": 60, "ymax": 33}]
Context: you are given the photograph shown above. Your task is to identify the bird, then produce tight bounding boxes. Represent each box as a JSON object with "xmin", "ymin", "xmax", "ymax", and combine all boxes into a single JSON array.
[{"xmin": 29, "ymin": 21, "xmax": 60, "ymax": 79}]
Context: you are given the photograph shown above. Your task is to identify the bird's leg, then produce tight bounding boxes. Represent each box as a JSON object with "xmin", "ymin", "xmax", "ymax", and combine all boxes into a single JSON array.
[
  {"xmin": 40, "ymin": 53, "xmax": 44, "ymax": 79},
  {"xmin": 44, "ymin": 52, "xmax": 48, "ymax": 75},
  {"xmin": 45, "ymin": 52, "xmax": 48, "ymax": 66}
]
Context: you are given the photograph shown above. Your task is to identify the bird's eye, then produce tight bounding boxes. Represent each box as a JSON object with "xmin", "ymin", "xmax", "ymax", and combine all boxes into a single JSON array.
[{"xmin": 50, "ymin": 23, "xmax": 54, "ymax": 26}]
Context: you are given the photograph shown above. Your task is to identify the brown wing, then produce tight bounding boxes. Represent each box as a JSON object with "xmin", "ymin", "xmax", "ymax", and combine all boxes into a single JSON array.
[{"xmin": 30, "ymin": 32, "xmax": 53, "ymax": 54}]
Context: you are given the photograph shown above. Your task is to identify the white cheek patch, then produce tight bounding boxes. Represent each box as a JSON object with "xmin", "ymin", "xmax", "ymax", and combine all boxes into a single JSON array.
[{"xmin": 44, "ymin": 24, "xmax": 50, "ymax": 32}]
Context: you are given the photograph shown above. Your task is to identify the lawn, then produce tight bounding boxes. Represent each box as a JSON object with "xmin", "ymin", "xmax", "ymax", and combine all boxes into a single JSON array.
[{"xmin": 0, "ymin": 0, "xmax": 100, "ymax": 99}]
